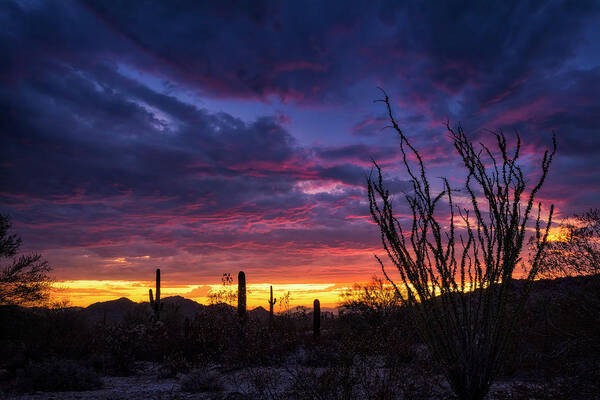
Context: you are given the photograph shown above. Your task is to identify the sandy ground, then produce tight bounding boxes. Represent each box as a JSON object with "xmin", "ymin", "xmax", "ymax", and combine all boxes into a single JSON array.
[
  {"xmin": 4, "ymin": 375, "xmax": 187, "ymax": 399},
  {"xmin": 0, "ymin": 361, "xmax": 566, "ymax": 400},
  {"xmin": 2, "ymin": 363, "xmax": 252, "ymax": 400}
]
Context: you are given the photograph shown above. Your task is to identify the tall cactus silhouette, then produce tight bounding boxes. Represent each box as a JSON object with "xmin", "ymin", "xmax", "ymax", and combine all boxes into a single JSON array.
[
  {"xmin": 237, "ymin": 271, "xmax": 247, "ymax": 339},
  {"xmin": 149, "ymin": 268, "xmax": 163, "ymax": 320},
  {"xmin": 313, "ymin": 299, "xmax": 320, "ymax": 337},
  {"xmin": 237, "ymin": 271, "xmax": 246, "ymax": 319},
  {"xmin": 268, "ymin": 285, "xmax": 277, "ymax": 324}
]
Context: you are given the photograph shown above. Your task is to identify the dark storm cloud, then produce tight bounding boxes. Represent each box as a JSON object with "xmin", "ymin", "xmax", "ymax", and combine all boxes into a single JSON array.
[
  {"xmin": 3, "ymin": 0, "xmax": 598, "ymax": 106},
  {"xmin": 72, "ymin": 0, "xmax": 589, "ymax": 111},
  {"xmin": 1, "ymin": 65, "xmax": 284, "ymax": 201},
  {"xmin": 0, "ymin": 35, "xmax": 374, "ymax": 268}
]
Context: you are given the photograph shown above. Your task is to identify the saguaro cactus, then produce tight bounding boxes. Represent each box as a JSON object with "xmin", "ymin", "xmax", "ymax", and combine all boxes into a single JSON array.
[
  {"xmin": 149, "ymin": 268, "xmax": 163, "ymax": 320},
  {"xmin": 238, "ymin": 271, "xmax": 246, "ymax": 319},
  {"xmin": 268, "ymin": 285, "xmax": 277, "ymax": 324},
  {"xmin": 313, "ymin": 298, "xmax": 320, "ymax": 337}
]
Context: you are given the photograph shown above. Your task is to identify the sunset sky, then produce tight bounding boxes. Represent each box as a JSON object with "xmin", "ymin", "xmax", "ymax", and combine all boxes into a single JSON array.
[{"xmin": 2, "ymin": 1, "xmax": 600, "ymax": 307}]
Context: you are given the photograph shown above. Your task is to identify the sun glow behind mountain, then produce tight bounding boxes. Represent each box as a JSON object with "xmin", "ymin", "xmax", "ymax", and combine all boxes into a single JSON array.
[{"xmin": 53, "ymin": 280, "xmax": 351, "ymax": 308}]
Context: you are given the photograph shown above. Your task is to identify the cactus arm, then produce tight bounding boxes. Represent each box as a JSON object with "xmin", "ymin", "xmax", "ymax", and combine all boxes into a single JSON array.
[
  {"xmin": 268, "ymin": 285, "xmax": 276, "ymax": 324},
  {"xmin": 150, "ymin": 268, "xmax": 162, "ymax": 320}
]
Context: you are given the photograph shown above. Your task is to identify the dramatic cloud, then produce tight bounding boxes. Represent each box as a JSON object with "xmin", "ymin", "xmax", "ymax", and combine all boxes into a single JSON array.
[{"xmin": 1, "ymin": 0, "xmax": 598, "ymax": 304}]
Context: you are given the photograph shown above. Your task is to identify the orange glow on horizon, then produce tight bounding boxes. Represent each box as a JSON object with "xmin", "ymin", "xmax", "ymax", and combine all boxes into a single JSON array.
[
  {"xmin": 52, "ymin": 280, "xmax": 352, "ymax": 309},
  {"xmin": 546, "ymin": 226, "xmax": 570, "ymax": 242}
]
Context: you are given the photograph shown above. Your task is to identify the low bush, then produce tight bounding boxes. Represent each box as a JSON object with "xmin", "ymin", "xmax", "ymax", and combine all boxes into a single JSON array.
[
  {"xmin": 17, "ymin": 359, "xmax": 102, "ymax": 392},
  {"xmin": 180, "ymin": 368, "xmax": 225, "ymax": 393}
]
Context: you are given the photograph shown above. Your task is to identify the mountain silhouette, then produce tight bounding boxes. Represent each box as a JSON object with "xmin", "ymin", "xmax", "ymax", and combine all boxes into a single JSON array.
[
  {"xmin": 85, "ymin": 297, "xmax": 140, "ymax": 324},
  {"xmin": 78, "ymin": 297, "xmax": 283, "ymax": 324}
]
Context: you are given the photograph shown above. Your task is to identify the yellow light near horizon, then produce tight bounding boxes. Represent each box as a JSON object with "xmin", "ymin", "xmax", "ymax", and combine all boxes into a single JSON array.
[
  {"xmin": 52, "ymin": 280, "xmax": 196, "ymax": 306},
  {"xmin": 52, "ymin": 280, "xmax": 350, "ymax": 308},
  {"xmin": 546, "ymin": 226, "xmax": 570, "ymax": 243}
]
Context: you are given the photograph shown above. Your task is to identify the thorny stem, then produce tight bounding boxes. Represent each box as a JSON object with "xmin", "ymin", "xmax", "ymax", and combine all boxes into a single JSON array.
[{"xmin": 368, "ymin": 89, "xmax": 556, "ymax": 400}]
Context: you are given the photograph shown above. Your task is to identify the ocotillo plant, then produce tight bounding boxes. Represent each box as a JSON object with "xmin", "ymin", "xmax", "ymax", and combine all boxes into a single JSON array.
[
  {"xmin": 368, "ymin": 91, "xmax": 556, "ymax": 400},
  {"xmin": 238, "ymin": 271, "xmax": 246, "ymax": 319},
  {"xmin": 149, "ymin": 268, "xmax": 163, "ymax": 320},
  {"xmin": 313, "ymin": 299, "xmax": 320, "ymax": 337},
  {"xmin": 268, "ymin": 285, "xmax": 277, "ymax": 324}
]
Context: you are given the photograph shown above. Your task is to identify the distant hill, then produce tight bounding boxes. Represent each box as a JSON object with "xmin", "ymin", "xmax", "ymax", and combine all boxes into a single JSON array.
[
  {"xmin": 154, "ymin": 295, "xmax": 207, "ymax": 318},
  {"xmin": 249, "ymin": 306, "xmax": 269, "ymax": 321},
  {"xmin": 85, "ymin": 297, "xmax": 141, "ymax": 324},
  {"xmin": 72, "ymin": 275, "xmax": 598, "ymax": 325},
  {"xmin": 78, "ymin": 297, "xmax": 288, "ymax": 324}
]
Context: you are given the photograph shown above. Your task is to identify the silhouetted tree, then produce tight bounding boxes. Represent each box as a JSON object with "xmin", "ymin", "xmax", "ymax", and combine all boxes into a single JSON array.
[
  {"xmin": 368, "ymin": 91, "xmax": 556, "ymax": 400},
  {"xmin": 539, "ymin": 208, "xmax": 600, "ymax": 277},
  {"xmin": 340, "ymin": 276, "xmax": 400, "ymax": 317},
  {"xmin": 208, "ymin": 272, "xmax": 236, "ymax": 306},
  {"xmin": 0, "ymin": 214, "xmax": 52, "ymax": 305},
  {"xmin": 278, "ymin": 291, "xmax": 292, "ymax": 315}
]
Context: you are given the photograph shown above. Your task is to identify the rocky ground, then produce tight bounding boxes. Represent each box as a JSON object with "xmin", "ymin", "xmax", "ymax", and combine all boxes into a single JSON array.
[
  {"xmin": 2, "ymin": 361, "xmax": 250, "ymax": 400},
  {"xmin": 5, "ymin": 375, "xmax": 186, "ymax": 400}
]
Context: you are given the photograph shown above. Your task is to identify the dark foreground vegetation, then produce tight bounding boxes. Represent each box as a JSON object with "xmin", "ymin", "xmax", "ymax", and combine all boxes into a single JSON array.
[
  {"xmin": 0, "ymin": 274, "xmax": 598, "ymax": 399},
  {"xmin": 2, "ymin": 97, "xmax": 598, "ymax": 399}
]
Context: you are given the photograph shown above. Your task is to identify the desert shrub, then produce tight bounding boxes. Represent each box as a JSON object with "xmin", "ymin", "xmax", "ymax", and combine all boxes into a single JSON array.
[
  {"xmin": 550, "ymin": 365, "xmax": 600, "ymax": 400},
  {"xmin": 243, "ymin": 357, "xmax": 447, "ymax": 400},
  {"xmin": 0, "ymin": 305, "xmax": 92, "ymax": 371},
  {"xmin": 503, "ymin": 276, "xmax": 600, "ymax": 385},
  {"xmin": 90, "ymin": 323, "xmax": 144, "ymax": 376},
  {"xmin": 241, "ymin": 317, "xmax": 302, "ymax": 367},
  {"xmin": 340, "ymin": 276, "xmax": 401, "ymax": 323},
  {"xmin": 285, "ymin": 365, "xmax": 359, "ymax": 400},
  {"xmin": 176, "ymin": 305, "xmax": 306, "ymax": 368},
  {"xmin": 242, "ymin": 367, "xmax": 287, "ymax": 400},
  {"xmin": 41, "ymin": 306, "xmax": 92, "ymax": 359},
  {"xmin": 17, "ymin": 359, "xmax": 102, "ymax": 392},
  {"xmin": 298, "ymin": 342, "xmax": 340, "ymax": 368},
  {"xmin": 353, "ymin": 356, "xmax": 418, "ymax": 400},
  {"xmin": 0, "ymin": 339, "xmax": 27, "ymax": 374},
  {"xmin": 182, "ymin": 304, "xmax": 238, "ymax": 364},
  {"xmin": 157, "ymin": 353, "xmax": 191, "ymax": 379},
  {"xmin": 334, "ymin": 302, "xmax": 417, "ymax": 369},
  {"xmin": 180, "ymin": 367, "xmax": 224, "ymax": 393}
]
